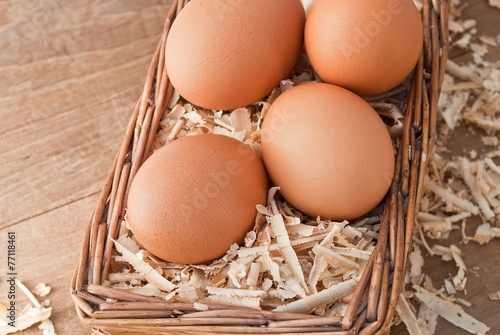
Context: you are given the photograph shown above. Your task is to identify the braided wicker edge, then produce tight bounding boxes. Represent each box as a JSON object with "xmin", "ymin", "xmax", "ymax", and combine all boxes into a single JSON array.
[{"xmin": 70, "ymin": 0, "xmax": 450, "ymax": 334}]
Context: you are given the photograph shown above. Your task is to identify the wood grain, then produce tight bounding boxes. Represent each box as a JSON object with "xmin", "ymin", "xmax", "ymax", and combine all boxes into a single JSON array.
[
  {"xmin": 0, "ymin": 197, "xmax": 95, "ymax": 335},
  {"xmin": 0, "ymin": 0, "xmax": 172, "ymax": 228},
  {"xmin": 0, "ymin": 1, "xmax": 172, "ymax": 334},
  {"xmin": 0, "ymin": 1, "xmax": 498, "ymax": 334}
]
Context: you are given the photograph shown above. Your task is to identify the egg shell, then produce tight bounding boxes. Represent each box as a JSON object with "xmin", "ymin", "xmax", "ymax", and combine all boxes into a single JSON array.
[
  {"xmin": 305, "ymin": 0, "xmax": 423, "ymax": 96},
  {"xmin": 165, "ymin": 0, "xmax": 305, "ymax": 111},
  {"xmin": 261, "ymin": 83, "xmax": 395, "ymax": 220},
  {"xmin": 126, "ymin": 134, "xmax": 268, "ymax": 265}
]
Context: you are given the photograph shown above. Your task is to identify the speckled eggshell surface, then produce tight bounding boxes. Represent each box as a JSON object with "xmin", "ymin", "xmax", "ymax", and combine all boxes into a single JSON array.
[
  {"xmin": 165, "ymin": 0, "xmax": 305, "ymax": 110},
  {"xmin": 305, "ymin": 0, "xmax": 423, "ymax": 97},
  {"xmin": 261, "ymin": 83, "xmax": 395, "ymax": 220},
  {"xmin": 126, "ymin": 134, "xmax": 269, "ymax": 265}
]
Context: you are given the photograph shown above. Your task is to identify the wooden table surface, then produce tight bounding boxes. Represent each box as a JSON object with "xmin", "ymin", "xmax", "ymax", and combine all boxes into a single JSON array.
[{"xmin": 0, "ymin": 1, "xmax": 498, "ymax": 334}]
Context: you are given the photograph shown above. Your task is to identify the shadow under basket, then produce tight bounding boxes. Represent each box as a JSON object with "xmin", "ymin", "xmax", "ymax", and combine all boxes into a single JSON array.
[{"xmin": 71, "ymin": 0, "xmax": 449, "ymax": 334}]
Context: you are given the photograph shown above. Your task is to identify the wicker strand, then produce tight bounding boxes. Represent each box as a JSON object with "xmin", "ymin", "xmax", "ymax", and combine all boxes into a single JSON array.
[
  {"xmin": 76, "ymin": 215, "xmax": 92, "ymax": 292},
  {"xmin": 99, "ymin": 301, "xmax": 200, "ymax": 312},
  {"xmin": 438, "ymin": 1, "xmax": 450, "ymax": 94},
  {"xmin": 133, "ymin": 39, "xmax": 161, "ymax": 164},
  {"xmin": 366, "ymin": 201, "xmax": 390, "ymax": 321},
  {"xmin": 376, "ymin": 190, "xmax": 406, "ymax": 335},
  {"xmin": 182, "ymin": 310, "xmax": 323, "ymax": 321},
  {"xmin": 96, "ymin": 153, "xmax": 119, "ymax": 255},
  {"xmin": 91, "ymin": 310, "xmax": 176, "ymax": 320},
  {"xmin": 367, "ymin": 251, "xmax": 390, "ymax": 323},
  {"xmin": 409, "ymin": 89, "xmax": 431, "ymax": 259},
  {"xmin": 129, "ymin": 104, "xmax": 155, "ymax": 187},
  {"xmin": 423, "ymin": 0, "xmax": 433, "ymax": 70},
  {"xmin": 76, "ymin": 290, "xmax": 107, "ymax": 306},
  {"xmin": 143, "ymin": 1, "xmax": 180, "ymax": 163},
  {"xmin": 86, "ymin": 284, "xmax": 166, "ymax": 303},
  {"xmin": 412, "ymin": 57, "xmax": 425, "ymax": 133},
  {"xmin": 109, "ymin": 98, "xmax": 141, "ymax": 226},
  {"xmin": 71, "ymin": 292, "xmax": 95, "ymax": 317},
  {"xmin": 101, "ymin": 162, "xmax": 131, "ymax": 282},
  {"xmin": 107, "ymin": 100, "xmax": 137, "ymax": 225},
  {"xmin": 93, "ymin": 326, "xmax": 351, "ymax": 335},
  {"xmin": 154, "ymin": 12, "xmax": 170, "ymax": 102},
  {"xmin": 92, "ymin": 223, "xmax": 107, "ymax": 285},
  {"xmin": 429, "ymin": 8, "xmax": 441, "ymax": 152},
  {"xmin": 353, "ymin": 310, "xmax": 368, "ymax": 334},
  {"xmin": 377, "ymin": 260, "xmax": 391, "ymax": 323},
  {"xmin": 341, "ymin": 249, "xmax": 375, "ymax": 330},
  {"xmin": 268, "ymin": 317, "xmax": 341, "ymax": 328},
  {"xmin": 389, "ymin": 119, "xmax": 405, "ymax": 266},
  {"xmin": 359, "ymin": 322, "xmax": 381, "ymax": 335},
  {"xmin": 91, "ymin": 101, "xmax": 141, "ymax": 285},
  {"xmin": 400, "ymin": 83, "xmax": 414, "ymax": 198}
]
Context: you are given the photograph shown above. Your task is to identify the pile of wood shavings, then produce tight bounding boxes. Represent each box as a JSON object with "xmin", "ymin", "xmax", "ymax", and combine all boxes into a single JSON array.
[
  {"xmin": 0, "ymin": 281, "xmax": 55, "ymax": 335},
  {"xmin": 105, "ymin": 51, "xmax": 409, "ymax": 315},
  {"xmin": 396, "ymin": 1, "xmax": 499, "ymax": 334},
  {"xmin": 112, "ymin": 192, "xmax": 378, "ymax": 314}
]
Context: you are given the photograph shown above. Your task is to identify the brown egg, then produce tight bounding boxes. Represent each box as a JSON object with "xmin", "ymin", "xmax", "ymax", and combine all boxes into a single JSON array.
[
  {"xmin": 166, "ymin": 0, "xmax": 305, "ymax": 111},
  {"xmin": 261, "ymin": 83, "xmax": 395, "ymax": 220},
  {"xmin": 305, "ymin": 0, "xmax": 423, "ymax": 97},
  {"xmin": 126, "ymin": 134, "xmax": 268, "ymax": 265}
]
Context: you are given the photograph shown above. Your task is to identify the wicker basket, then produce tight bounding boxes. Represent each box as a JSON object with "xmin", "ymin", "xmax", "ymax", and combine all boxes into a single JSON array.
[{"xmin": 71, "ymin": 0, "xmax": 449, "ymax": 334}]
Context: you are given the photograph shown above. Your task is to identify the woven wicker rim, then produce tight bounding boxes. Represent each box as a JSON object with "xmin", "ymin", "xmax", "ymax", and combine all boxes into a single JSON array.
[{"xmin": 70, "ymin": 0, "xmax": 450, "ymax": 334}]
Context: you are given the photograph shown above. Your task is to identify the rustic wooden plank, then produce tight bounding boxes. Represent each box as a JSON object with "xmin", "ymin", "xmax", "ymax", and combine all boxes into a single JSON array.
[
  {"xmin": 0, "ymin": 1, "xmax": 171, "ymax": 66},
  {"xmin": 1, "ymin": 55, "xmax": 149, "ymax": 228},
  {"xmin": 0, "ymin": 0, "xmax": 171, "ymax": 132},
  {"xmin": 0, "ymin": 0, "xmax": 173, "ymax": 228},
  {"xmin": 391, "ymin": 233, "xmax": 500, "ymax": 334},
  {"xmin": 0, "ymin": 33, "xmax": 160, "ymax": 101},
  {"xmin": 0, "ymin": 195, "xmax": 96, "ymax": 335},
  {"xmin": 0, "ymin": 2, "xmax": 172, "ymax": 334}
]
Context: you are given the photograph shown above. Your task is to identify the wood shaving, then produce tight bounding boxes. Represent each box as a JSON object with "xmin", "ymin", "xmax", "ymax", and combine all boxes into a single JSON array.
[
  {"xmin": 412, "ymin": 0, "xmax": 424, "ymax": 12},
  {"xmin": 114, "ymin": 190, "xmax": 377, "ymax": 313},
  {"xmin": 193, "ymin": 302, "xmax": 209, "ymax": 311},
  {"xmin": 269, "ymin": 213, "xmax": 309, "ymax": 293},
  {"xmin": 473, "ymin": 223, "xmax": 495, "ymax": 245},
  {"xmin": 488, "ymin": 292, "xmax": 500, "ymax": 301},
  {"xmin": 368, "ymin": 102, "xmax": 405, "ymax": 137},
  {"xmin": 479, "ymin": 35, "xmax": 497, "ymax": 47},
  {"xmin": 0, "ymin": 280, "xmax": 55, "ymax": 334},
  {"xmin": 32, "ymin": 283, "xmax": 51, "ymax": 298},
  {"xmin": 205, "ymin": 287, "xmax": 266, "ymax": 310},
  {"xmin": 424, "ymin": 176, "xmax": 480, "ymax": 216},
  {"xmin": 413, "ymin": 286, "xmax": 490, "ymax": 335},
  {"xmin": 450, "ymin": 245, "xmax": 467, "ymax": 292},
  {"xmin": 417, "ymin": 303, "xmax": 439, "ymax": 335},
  {"xmin": 456, "ymin": 298, "xmax": 473, "ymax": 308},
  {"xmin": 38, "ymin": 320, "xmax": 56, "ymax": 335},
  {"xmin": 115, "ymin": 283, "xmax": 167, "ymax": 298},
  {"xmin": 409, "ymin": 244, "xmax": 425, "ymax": 285},
  {"xmin": 112, "ymin": 237, "xmax": 176, "ymax": 293},
  {"xmin": 275, "ymin": 278, "xmax": 359, "ymax": 314},
  {"xmin": 396, "ymin": 293, "xmax": 426, "ymax": 335},
  {"xmin": 488, "ymin": 0, "xmax": 500, "ymax": 10},
  {"xmin": 301, "ymin": 0, "xmax": 314, "ymax": 13}
]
